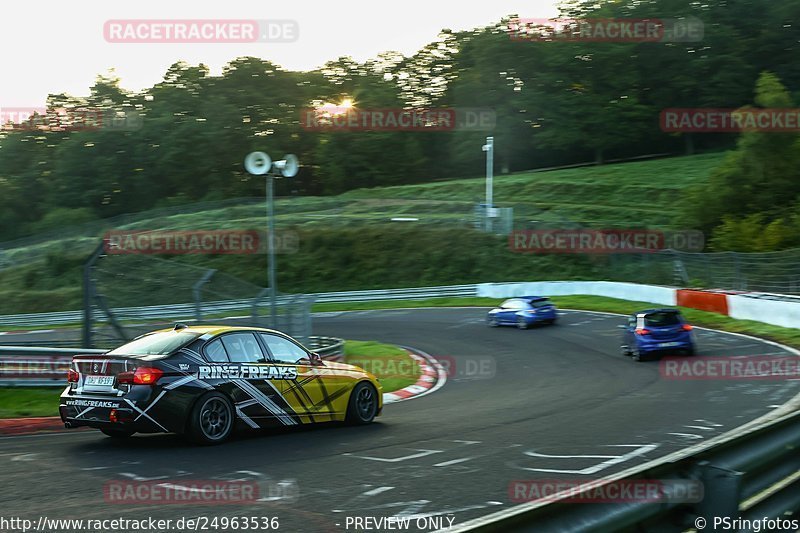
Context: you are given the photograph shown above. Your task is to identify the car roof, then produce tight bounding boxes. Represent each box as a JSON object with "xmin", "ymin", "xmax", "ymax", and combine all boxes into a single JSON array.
[{"xmin": 150, "ymin": 325, "xmax": 285, "ymax": 337}]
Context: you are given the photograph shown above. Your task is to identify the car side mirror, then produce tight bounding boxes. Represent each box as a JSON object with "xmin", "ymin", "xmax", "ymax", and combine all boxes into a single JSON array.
[{"xmin": 309, "ymin": 352, "xmax": 324, "ymax": 366}]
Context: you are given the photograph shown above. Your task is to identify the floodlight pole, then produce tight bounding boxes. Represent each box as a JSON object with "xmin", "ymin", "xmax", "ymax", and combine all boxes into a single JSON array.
[
  {"xmin": 483, "ymin": 136, "xmax": 494, "ymax": 231},
  {"xmin": 267, "ymin": 173, "xmax": 277, "ymax": 328}
]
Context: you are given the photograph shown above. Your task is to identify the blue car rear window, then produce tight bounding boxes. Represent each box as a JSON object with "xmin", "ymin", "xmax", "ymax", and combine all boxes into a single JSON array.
[{"xmin": 644, "ymin": 312, "xmax": 681, "ymax": 327}]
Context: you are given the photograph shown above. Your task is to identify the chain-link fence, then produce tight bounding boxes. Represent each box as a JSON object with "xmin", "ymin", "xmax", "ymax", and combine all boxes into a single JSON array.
[
  {"xmin": 84, "ymin": 249, "xmax": 313, "ymax": 349},
  {"xmin": 602, "ymin": 249, "xmax": 800, "ymax": 294}
]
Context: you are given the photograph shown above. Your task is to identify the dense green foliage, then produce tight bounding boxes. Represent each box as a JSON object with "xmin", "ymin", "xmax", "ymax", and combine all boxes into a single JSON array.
[{"xmin": 2, "ymin": 0, "xmax": 799, "ymax": 244}]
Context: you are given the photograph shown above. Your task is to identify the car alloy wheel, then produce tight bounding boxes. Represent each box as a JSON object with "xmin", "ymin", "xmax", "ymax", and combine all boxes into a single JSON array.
[
  {"xmin": 347, "ymin": 382, "xmax": 378, "ymax": 424},
  {"xmin": 187, "ymin": 392, "xmax": 234, "ymax": 445},
  {"xmin": 200, "ymin": 397, "xmax": 232, "ymax": 440}
]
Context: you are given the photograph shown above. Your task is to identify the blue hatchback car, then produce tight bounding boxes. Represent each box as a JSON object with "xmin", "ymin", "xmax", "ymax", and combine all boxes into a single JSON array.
[
  {"xmin": 620, "ymin": 308, "xmax": 695, "ymax": 361},
  {"xmin": 487, "ymin": 296, "xmax": 558, "ymax": 329}
]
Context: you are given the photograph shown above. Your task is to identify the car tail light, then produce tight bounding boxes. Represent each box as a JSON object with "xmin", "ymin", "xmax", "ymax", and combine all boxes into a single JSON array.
[
  {"xmin": 67, "ymin": 369, "xmax": 79, "ymax": 383},
  {"xmin": 118, "ymin": 367, "xmax": 163, "ymax": 385},
  {"xmin": 682, "ymin": 324, "xmax": 693, "ymax": 331},
  {"xmin": 109, "ymin": 409, "xmax": 118, "ymax": 423},
  {"xmin": 635, "ymin": 328, "xmax": 651, "ymax": 336}
]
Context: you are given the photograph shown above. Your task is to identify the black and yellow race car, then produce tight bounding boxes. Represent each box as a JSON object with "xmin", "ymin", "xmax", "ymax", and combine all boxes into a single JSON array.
[{"xmin": 59, "ymin": 325, "xmax": 382, "ymax": 444}]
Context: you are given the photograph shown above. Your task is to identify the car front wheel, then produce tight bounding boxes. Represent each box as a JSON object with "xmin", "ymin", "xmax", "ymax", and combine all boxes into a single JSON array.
[{"xmin": 346, "ymin": 382, "xmax": 378, "ymax": 425}]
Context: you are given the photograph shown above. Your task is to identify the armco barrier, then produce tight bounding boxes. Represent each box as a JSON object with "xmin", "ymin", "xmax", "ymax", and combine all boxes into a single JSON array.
[
  {"xmin": 676, "ymin": 289, "xmax": 730, "ymax": 314},
  {"xmin": 0, "ymin": 336, "xmax": 345, "ymax": 386},
  {"xmin": 477, "ymin": 281, "xmax": 677, "ymax": 305},
  {"xmin": 728, "ymin": 293, "xmax": 800, "ymax": 329}
]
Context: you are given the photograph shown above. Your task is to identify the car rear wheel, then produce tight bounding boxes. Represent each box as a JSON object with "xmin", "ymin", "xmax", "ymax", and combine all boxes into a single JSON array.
[
  {"xmin": 346, "ymin": 382, "xmax": 378, "ymax": 425},
  {"xmin": 620, "ymin": 345, "xmax": 632, "ymax": 357},
  {"xmin": 517, "ymin": 317, "xmax": 529, "ymax": 329},
  {"xmin": 632, "ymin": 348, "xmax": 644, "ymax": 362},
  {"xmin": 186, "ymin": 392, "xmax": 234, "ymax": 445},
  {"xmin": 100, "ymin": 428, "xmax": 135, "ymax": 439}
]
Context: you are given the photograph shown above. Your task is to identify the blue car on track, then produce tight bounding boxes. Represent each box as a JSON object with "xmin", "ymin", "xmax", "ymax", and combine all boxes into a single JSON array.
[
  {"xmin": 620, "ymin": 308, "xmax": 695, "ymax": 361},
  {"xmin": 487, "ymin": 296, "xmax": 558, "ymax": 329}
]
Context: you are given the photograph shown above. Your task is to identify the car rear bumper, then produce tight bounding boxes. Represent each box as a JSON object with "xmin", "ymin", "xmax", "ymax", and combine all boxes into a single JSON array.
[
  {"xmin": 637, "ymin": 340, "xmax": 694, "ymax": 353},
  {"xmin": 59, "ymin": 394, "xmax": 165, "ymax": 433},
  {"xmin": 523, "ymin": 312, "xmax": 557, "ymax": 324}
]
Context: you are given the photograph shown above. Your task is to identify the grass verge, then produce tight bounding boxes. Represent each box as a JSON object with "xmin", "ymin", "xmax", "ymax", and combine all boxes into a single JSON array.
[
  {"xmin": 343, "ymin": 340, "xmax": 421, "ymax": 393},
  {"xmin": 0, "ymin": 387, "xmax": 62, "ymax": 418}
]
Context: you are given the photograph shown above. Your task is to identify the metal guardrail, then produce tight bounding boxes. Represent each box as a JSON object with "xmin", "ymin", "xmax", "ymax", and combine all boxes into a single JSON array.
[
  {"xmin": 0, "ymin": 285, "xmax": 479, "ymax": 328},
  {"xmin": 450, "ymin": 409, "xmax": 800, "ymax": 532},
  {"xmin": 0, "ymin": 336, "xmax": 345, "ymax": 386},
  {"xmin": 307, "ymin": 336, "xmax": 345, "ymax": 361}
]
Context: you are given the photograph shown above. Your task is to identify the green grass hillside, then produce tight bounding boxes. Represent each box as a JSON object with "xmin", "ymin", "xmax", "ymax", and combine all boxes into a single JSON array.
[{"xmin": 0, "ymin": 153, "xmax": 723, "ymax": 315}]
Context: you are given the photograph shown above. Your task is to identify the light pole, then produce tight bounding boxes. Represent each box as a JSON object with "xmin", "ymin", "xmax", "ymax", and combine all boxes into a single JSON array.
[
  {"xmin": 244, "ymin": 152, "xmax": 299, "ymax": 328},
  {"xmin": 482, "ymin": 136, "xmax": 494, "ymax": 231}
]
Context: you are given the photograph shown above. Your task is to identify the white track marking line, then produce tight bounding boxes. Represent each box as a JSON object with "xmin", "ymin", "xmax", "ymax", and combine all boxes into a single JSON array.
[
  {"xmin": 362, "ymin": 486, "xmax": 395, "ymax": 497},
  {"xmin": 434, "ymin": 457, "xmax": 474, "ymax": 467},
  {"xmin": 343, "ymin": 449, "xmax": 443, "ymax": 463}
]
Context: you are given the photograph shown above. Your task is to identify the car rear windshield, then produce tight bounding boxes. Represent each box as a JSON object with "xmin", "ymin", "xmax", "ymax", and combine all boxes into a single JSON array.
[
  {"xmin": 644, "ymin": 312, "xmax": 681, "ymax": 327},
  {"xmin": 107, "ymin": 331, "xmax": 201, "ymax": 358},
  {"xmin": 530, "ymin": 299, "xmax": 552, "ymax": 308}
]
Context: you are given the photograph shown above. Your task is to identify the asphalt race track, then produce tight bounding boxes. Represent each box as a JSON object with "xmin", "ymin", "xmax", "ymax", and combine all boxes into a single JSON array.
[{"xmin": 1, "ymin": 308, "xmax": 798, "ymax": 532}]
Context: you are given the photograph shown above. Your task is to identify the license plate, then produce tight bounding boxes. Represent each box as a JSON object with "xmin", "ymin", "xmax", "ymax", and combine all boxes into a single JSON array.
[
  {"xmin": 85, "ymin": 375, "xmax": 115, "ymax": 387},
  {"xmin": 658, "ymin": 342, "xmax": 680, "ymax": 348}
]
